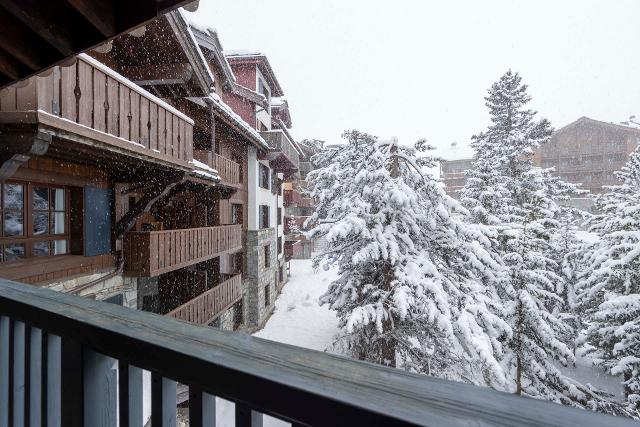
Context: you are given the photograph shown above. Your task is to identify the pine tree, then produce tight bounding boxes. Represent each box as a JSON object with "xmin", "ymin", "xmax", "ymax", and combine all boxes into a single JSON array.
[
  {"xmin": 461, "ymin": 70, "xmax": 618, "ymax": 410},
  {"xmin": 577, "ymin": 148, "xmax": 640, "ymax": 415},
  {"xmin": 307, "ymin": 131, "xmax": 510, "ymax": 387}
]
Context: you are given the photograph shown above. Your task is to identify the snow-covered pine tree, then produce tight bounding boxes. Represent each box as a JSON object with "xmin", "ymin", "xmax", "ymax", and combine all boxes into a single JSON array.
[
  {"xmin": 577, "ymin": 148, "xmax": 640, "ymax": 415},
  {"xmin": 461, "ymin": 70, "xmax": 617, "ymax": 409},
  {"xmin": 307, "ymin": 130, "xmax": 510, "ymax": 387}
]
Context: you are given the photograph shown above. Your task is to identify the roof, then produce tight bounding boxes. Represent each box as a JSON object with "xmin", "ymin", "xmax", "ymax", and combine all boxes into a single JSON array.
[
  {"xmin": 271, "ymin": 97, "xmax": 292, "ymax": 128},
  {"xmin": 225, "ymin": 51, "xmax": 285, "ymax": 97},
  {"xmin": 555, "ymin": 116, "xmax": 640, "ymax": 136}
]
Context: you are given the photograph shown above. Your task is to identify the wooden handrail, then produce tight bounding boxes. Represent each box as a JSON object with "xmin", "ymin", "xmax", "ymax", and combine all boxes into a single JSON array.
[
  {"xmin": 0, "ymin": 278, "xmax": 633, "ymax": 426},
  {"xmin": 212, "ymin": 153, "xmax": 241, "ymax": 186}
]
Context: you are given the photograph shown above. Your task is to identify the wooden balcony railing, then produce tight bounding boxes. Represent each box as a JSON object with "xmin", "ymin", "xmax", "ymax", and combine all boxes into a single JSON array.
[
  {"xmin": 167, "ymin": 274, "xmax": 242, "ymax": 325},
  {"xmin": 0, "ymin": 54, "xmax": 194, "ymax": 167},
  {"xmin": 124, "ymin": 225, "xmax": 242, "ymax": 277},
  {"xmin": 212, "ymin": 153, "xmax": 241, "ymax": 187},
  {"xmin": 0, "ymin": 278, "xmax": 631, "ymax": 427},
  {"xmin": 260, "ymin": 129, "xmax": 300, "ymax": 172}
]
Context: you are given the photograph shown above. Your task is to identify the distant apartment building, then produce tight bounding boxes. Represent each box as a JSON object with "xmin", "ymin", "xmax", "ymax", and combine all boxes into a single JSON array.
[
  {"xmin": 440, "ymin": 117, "xmax": 640, "ymax": 207},
  {"xmin": 284, "ymin": 140, "xmax": 322, "ymax": 259},
  {"xmin": 440, "ymin": 158, "xmax": 473, "ymax": 197}
]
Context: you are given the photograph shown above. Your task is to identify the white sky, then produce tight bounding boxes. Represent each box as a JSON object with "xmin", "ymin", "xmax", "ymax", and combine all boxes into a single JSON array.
[{"xmin": 190, "ymin": 0, "xmax": 640, "ymax": 159}]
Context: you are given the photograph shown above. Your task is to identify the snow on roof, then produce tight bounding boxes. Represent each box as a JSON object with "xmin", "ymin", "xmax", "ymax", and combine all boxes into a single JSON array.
[
  {"xmin": 207, "ymin": 92, "xmax": 271, "ymax": 150},
  {"xmin": 175, "ymin": 9, "xmax": 216, "ymax": 89},
  {"xmin": 224, "ymin": 50, "xmax": 265, "ymax": 57},
  {"xmin": 271, "ymin": 97, "xmax": 287, "ymax": 107},
  {"xmin": 78, "ymin": 54, "xmax": 194, "ymax": 125},
  {"xmin": 434, "ymin": 143, "xmax": 475, "ymax": 162}
]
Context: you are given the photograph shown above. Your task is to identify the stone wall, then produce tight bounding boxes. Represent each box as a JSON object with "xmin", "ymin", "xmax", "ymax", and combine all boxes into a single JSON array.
[{"xmin": 245, "ymin": 227, "xmax": 277, "ymax": 328}]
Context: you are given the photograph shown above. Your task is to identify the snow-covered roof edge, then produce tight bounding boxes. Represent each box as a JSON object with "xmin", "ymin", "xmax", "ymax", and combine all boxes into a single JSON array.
[{"xmin": 206, "ymin": 93, "xmax": 270, "ymax": 150}]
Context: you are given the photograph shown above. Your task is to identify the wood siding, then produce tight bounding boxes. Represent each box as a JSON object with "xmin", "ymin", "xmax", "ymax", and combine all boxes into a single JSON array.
[
  {"xmin": 166, "ymin": 274, "xmax": 242, "ymax": 325},
  {"xmin": 124, "ymin": 225, "xmax": 242, "ymax": 277},
  {"xmin": 0, "ymin": 56, "xmax": 194, "ymax": 166}
]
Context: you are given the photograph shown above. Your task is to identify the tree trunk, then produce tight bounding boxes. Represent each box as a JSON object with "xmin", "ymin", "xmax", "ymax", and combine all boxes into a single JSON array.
[{"xmin": 515, "ymin": 355, "xmax": 522, "ymax": 395}]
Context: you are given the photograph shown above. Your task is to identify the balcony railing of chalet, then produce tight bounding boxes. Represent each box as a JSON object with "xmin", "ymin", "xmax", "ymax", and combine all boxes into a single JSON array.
[
  {"xmin": 193, "ymin": 150, "xmax": 241, "ymax": 187},
  {"xmin": 260, "ymin": 129, "xmax": 300, "ymax": 171},
  {"xmin": 0, "ymin": 279, "xmax": 632, "ymax": 427},
  {"xmin": 212, "ymin": 154, "xmax": 241, "ymax": 187},
  {"xmin": 124, "ymin": 225, "xmax": 242, "ymax": 277},
  {"xmin": 300, "ymin": 161, "xmax": 313, "ymax": 176},
  {"xmin": 284, "ymin": 189, "xmax": 313, "ymax": 209},
  {"xmin": 167, "ymin": 274, "xmax": 242, "ymax": 325},
  {"xmin": 0, "ymin": 54, "xmax": 194, "ymax": 167}
]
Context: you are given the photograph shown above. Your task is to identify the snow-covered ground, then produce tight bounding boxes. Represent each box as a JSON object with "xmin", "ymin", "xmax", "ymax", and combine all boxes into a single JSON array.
[{"xmin": 253, "ymin": 259, "xmax": 339, "ymax": 350}]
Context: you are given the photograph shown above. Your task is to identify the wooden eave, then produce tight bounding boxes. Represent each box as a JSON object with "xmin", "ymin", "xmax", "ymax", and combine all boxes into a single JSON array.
[{"xmin": 0, "ymin": 0, "xmax": 197, "ymax": 88}]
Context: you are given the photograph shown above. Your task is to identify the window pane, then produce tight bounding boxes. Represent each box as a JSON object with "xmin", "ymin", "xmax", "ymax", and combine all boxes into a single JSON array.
[
  {"xmin": 52, "ymin": 188, "xmax": 65, "ymax": 210},
  {"xmin": 33, "ymin": 241, "xmax": 51, "ymax": 257},
  {"xmin": 33, "ymin": 186, "xmax": 49, "ymax": 210},
  {"xmin": 5, "ymin": 243, "xmax": 25, "ymax": 261},
  {"xmin": 53, "ymin": 239, "xmax": 68, "ymax": 255},
  {"xmin": 52, "ymin": 211, "xmax": 65, "ymax": 234},
  {"xmin": 3, "ymin": 184, "xmax": 23, "ymax": 209},
  {"xmin": 33, "ymin": 211, "xmax": 49, "ymax": 235},
  {"xmin": 4, "ymin": 211, "xmax": 23, "ymax": 236}
]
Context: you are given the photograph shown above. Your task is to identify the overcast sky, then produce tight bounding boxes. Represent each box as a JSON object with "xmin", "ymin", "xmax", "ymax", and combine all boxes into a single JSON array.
[{"xmin": 190, "ymin": 0, "xmax": 640, "ymax": 159}]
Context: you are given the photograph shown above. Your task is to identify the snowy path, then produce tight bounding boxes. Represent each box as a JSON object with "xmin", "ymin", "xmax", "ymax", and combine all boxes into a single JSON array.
[{"xmin": 253, "ymin": 259, "xmax": 339, "ymax": 350}]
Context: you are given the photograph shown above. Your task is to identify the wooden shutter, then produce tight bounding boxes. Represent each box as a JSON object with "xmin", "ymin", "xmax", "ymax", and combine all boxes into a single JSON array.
[{"xmin": 84, "ymin": 187, "xmax": 112, "ymax": 256}]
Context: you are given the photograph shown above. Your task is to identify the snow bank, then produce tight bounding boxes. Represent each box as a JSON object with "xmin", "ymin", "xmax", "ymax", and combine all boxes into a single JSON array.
[{"xmin": 253, "ymin": 259, "xmax": 339, "ymax": 351}]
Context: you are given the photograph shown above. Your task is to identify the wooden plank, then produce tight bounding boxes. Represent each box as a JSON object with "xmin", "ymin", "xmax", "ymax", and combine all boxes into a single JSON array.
[
  {"xmin": 59, "ymin": 64, "xmax": 76, "ymax": 122},
  {"xmin": 77, "ymin": 59, "xmax": 93, "ymax": 127},
  {"xmin": 12, "ymin": 321, "xmax": 25, "ymax": 427},
  {"xmin": 92, "ymin": 69, "xmax": 107, "ymax": 132},
  {"xmin": 151, "ymin": 374, "xmax": 176, "ymax": 427},
  {"xmin": 28, "ymin": 327, "xmax": 42, "ymax": 427},
  {"xmin": 106, "ymin": 77, "xmax": 119, "ymax": 136},
  {"xmin": 119, "ymin": 85, "xmax": 130, "ymax": 141},
  {"xmin": 46, "ymin": 334, "xmax": 61, "ymax": 427},
  {"xmin": 83, "ymin": 349, "xmax": 116, "ymax": 427},
  {"xmin": 0, "ymin": 317, "xmax": 9, "ymax": 427},
  {"xmin": 149, "ymin": 103, "xmax": 158, "ymax": 152},
  {"xmin": 140, "ymin": 97, "xmax": 149, "ymax": 148},
  {"xmin": 60, "ymin": 337, "xmax": 82, "ymax": 427},
  {"xmin": 157, "ymin": 108, "xmax": 166, "ymax": 155},
  {"xmin": 130, "ymin": 91, "xmax": 140, "ymax": 145}
]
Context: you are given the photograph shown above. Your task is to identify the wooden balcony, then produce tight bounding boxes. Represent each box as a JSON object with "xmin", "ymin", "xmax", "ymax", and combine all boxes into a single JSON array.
[
  {"xmin": 193, "ymin": 150, "xmax": 241, "ymax": 188},
  {"xmin": 0, "ymin": 54, "xmax": 195, "ymax": 171},
  {"xmin": 260, "ymin": 129, "xmax": 300, "ymax": 174},
  {"xmin": 0, "ymin": 278, "xmax": 630, "ymax": 427},
  {"xmin": 124, "ymin": 225, "xmax": 242, "ymax": 277},
  {"xmin": 284, "ymin": 188, "xmax": 313, "ymax": 208},
  {"xmin": 212, "ymin": 154, "xmax": 241, "ymax": 187},
  {"xmin": 167, "ymin": 274, "xmax": 242, "ymax": 325}
]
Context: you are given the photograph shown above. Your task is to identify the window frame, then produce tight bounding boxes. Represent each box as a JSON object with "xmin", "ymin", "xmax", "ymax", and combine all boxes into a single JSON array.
[
  {"xmin": 259, "ymin": 205, "xmax": 270, "ymax": 229},
  {"xmin": 259, "ymin": 164, "xmax": 270, "ymax": 190},
  {"xmin": 0, "ymin": 181, "xmax": 70, "ymax": 263}
]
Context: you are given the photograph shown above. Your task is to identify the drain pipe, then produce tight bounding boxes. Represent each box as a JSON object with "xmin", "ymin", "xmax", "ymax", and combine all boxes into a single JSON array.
[{"xmin": 67, "ymin": 256, "xmax": 125, "ymax": 295}]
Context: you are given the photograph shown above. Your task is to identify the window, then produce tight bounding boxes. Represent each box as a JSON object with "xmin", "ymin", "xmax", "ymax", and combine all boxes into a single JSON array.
[
  {"xmin": 264, "ymin": 244, "xmax": 270, "ymax": 268},
  {"xmin": 277, "ymin": 207, "xmax": 282, "ymax": 225},
  {"xmin": 259, "ymin": 164, "xmax": 270, "ymax": 189},
  {"xmin": 279, "ymin": 266, "xmax": 284, "ymax": 283},
  {"xmin": 231, "ymin": 204, "xmax": 243, "ymax": 225},
  {"xmin": 264, "ymin": 283, "xmax": 270, "ymax": 307},
  {"xmin": 0, "ymin": 183, "xmax": 68, "ymax": 262},
  {"xmin": 258, "ymin": 78, "xmax": 270, "ymax": 102},
  {"xmin": 259, "ymin": 205, "xmax": 269, "ymax": 229},
  {"xmin": 278, "ymin": 236, "xmax": 282, "ymax": 254}
]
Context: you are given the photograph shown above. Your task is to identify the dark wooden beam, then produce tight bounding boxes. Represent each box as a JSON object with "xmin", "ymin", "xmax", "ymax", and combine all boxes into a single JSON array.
[
  {"xmin": 0, "ymin": 127, "xmax": 51, "ymax": 181},
  {"xmin": 0, "ymin": 0, "xmax": 76, "ymax": 56},
  {"xmin": 66, "ymin": 0, "xmax": 116, "ymax": 37},
  {"xmin": 0, "ymin": 48, "xmax": 23, "ymax": 80},
  {"xmin": 0, "ymin": 13, "xmax": 48, "ymax": 71},
  {"xmin": 114, "ymin": 173, "xmax": 185, "ymax": 239}
]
